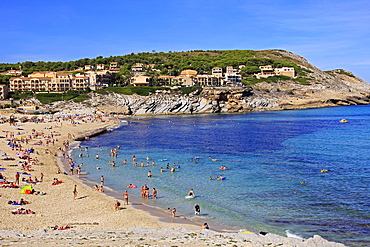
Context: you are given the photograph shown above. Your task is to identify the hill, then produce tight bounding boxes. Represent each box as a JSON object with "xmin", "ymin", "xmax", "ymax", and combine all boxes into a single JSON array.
[{"xmin": 3, "ymin": 49, "xmax": 370, "ymax": 114}]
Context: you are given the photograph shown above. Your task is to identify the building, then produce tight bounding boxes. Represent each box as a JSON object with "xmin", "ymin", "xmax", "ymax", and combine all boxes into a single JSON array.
[
  {"xmin": 28, "ymin": 71, "xmax": 55, "ymax": 78},
  {"xmin": 255, "ymin": 65, "xmax": 295, "ymax": 79},
  {"xmin": 131, "ymin": 75, "xmax": 151, "ymax": 86},
  {"xmin": 84, "ymin": 65, "xmax": 93, "ymax": 70},
  {"xmin": 157, "ymin": 76, "xmax": 175, "ymax": 86},
  {"xmin": 0, "ymin": 84, "xmax": 9, "ymax": 99},
  {"xmin": 9, "ymin": 71, "xmax": 90, "ymax": 92},
  {"xmin": 196, "ymin": 74, "xmax": 224, "ymax": 87},
  {"xmin": 0, "ymin": 70, "xmax": 23, "ymax": 76},
  {"xmin": 10, "ymin": 77, "xmax": 51, "ymax": 92},
  {"xmin": 131, "ymin": 63, "xmax": 144, "ymax": 72},
  {"xmin": 212, "ymin": 67, "xmax": 223, "ymax": 76},
  {"xmin": 275, "ymin": 67, "xmax": 295, "ymax": 77},
  {"xmin": 224, "ymin": 73, "xmax": 242, "ymax": 84},
  {"xmin": 84, "ymin": 70, "xmax": 113, "ymax": 86},
  {"xmin": 110, "ymin": 62, "xmax": 118, "ymax": 69},
  {"xmin": 180, "ymin": 69, "xmax": 198, "ymax": 77},
  {"xmin": 226, "ymin": 66, "xmax": 235, "ymax": 73},
  {"xmin": 96, "ymin": 64, "xmax": 106, "ymax": 70}
]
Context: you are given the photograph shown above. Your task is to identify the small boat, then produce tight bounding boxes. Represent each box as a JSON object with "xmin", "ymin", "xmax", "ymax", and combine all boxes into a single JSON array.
[{"xmin": 339, "ymin": 119, "xmax": 348, "ymax": 123}]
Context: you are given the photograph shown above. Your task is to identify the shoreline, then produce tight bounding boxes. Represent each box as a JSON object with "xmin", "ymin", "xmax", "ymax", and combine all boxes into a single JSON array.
[{"xmin": 0, "ymin": 110, "xmax": 346, "ymax": 246}]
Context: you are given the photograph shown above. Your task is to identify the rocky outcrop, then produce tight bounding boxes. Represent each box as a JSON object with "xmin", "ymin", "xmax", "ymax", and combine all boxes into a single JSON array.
[{"xmin": 53, "ymin": 78, "xmax": 370, "ymax": 116}]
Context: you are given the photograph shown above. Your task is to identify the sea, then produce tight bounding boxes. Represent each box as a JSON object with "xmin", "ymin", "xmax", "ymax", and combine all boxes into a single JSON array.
[{"xmin": 70, "ymin": 105, "xmax": 370, "ymax": 247}]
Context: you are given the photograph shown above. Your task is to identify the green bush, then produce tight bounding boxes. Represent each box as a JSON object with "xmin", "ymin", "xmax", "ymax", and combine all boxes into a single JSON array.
[
  {"xmin": 9, "ymin": 91, "xmax": 34, "ymax": 100},
  {"xmin": 243, "ymin": 75, "xmax": 292, "ymax": 85},
  {"xmin": 294, "ymin": 77, "xmax": 311, "ymax": 85},
  {"xmin": 73, "ymin": 94, "xmax": 90, "ymax": 102},
  {"xmin": 179, "ymin": 86, "xmax": 201, "ymax": 95},
  {"xmin": 103, "ymin": 86, "xmax": 171, "ymax": 96},
  {"xmin": 36, "ymin": 93, "xmax": 65, "ymax": 103}
]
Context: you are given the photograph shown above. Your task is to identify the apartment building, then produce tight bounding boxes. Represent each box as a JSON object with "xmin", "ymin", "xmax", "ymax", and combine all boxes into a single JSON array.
[
  {"xmin": 0, "ymin": 84, "xmax": 9, "ymax": 99},
  {"xmin": 224, "ymin": 73, "xmax": 242, "ymax": 83},
  {"xmin": 10, "ymin": 77, "xmax": 51, "ymax": 91},
  {"xmin": 197, "ymin": 74, "xmax": 224, "ymax": 87},
  {"xmin": 9, "ymin": 72, "xmax": 90, "ymax": 92}
]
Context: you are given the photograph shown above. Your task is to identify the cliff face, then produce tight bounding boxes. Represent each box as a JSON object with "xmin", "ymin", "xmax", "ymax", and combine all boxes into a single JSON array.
[{"xmin": 52, "ymin": 50, "xmax": 370, "ymax": 115}]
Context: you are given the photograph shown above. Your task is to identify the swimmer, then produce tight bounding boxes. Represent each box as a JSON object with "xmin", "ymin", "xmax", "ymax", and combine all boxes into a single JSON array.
[{"xmin": 188, "ymin": 189, "xmax": 195, "ymax": 197}]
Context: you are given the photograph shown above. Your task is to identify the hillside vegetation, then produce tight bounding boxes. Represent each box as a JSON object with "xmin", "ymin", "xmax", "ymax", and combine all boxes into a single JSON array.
[
  {"xmin": 0, "ymin": 49, "xmax": 313, "ymax": 84},
  {"xmin": 2, "ymin": 50, "xmax": 370, "ymax": 114}
]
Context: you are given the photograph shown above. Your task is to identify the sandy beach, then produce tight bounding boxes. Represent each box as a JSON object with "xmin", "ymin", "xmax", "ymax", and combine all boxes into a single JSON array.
[{"xmin": 0, "ymin": 109, "xmax": 345, "ymax": 246}]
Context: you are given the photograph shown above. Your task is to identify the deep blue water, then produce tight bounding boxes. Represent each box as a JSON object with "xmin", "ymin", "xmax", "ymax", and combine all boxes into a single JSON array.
[{"xmin": 72, "ymin": 105, "xmax": 370, "ymax": 247}]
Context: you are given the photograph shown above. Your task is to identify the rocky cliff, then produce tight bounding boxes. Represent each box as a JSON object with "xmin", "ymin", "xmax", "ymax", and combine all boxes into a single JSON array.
[{"xmin": 49, "ymin": 50, "xmax": 370, "ymax": 115}]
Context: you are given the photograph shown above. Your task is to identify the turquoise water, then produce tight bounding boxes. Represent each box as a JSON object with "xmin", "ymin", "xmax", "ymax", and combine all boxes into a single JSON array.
[{"xmin": 72, "ymin": 105, "xmax": 370, "ymax": 247}]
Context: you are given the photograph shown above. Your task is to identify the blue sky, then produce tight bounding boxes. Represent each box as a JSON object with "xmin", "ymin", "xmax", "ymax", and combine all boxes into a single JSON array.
[{"xmin": 1, "ymin": 0, "xmax": 370, "ymax": 82}]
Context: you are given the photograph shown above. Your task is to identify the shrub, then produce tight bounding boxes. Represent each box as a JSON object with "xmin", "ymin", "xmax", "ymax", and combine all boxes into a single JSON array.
[{"xmin": 180, "ymin": 86, "xmax": 201, "ymax": 95}]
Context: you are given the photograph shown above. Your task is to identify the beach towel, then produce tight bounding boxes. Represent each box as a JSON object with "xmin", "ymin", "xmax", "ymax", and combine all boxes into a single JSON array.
[{"xmin": 20, "ymin": 185, "xmax": 32, "ymax": 194}]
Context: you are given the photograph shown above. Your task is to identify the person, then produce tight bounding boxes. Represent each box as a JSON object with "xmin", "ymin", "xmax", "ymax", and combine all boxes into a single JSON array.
[
  {"xmin": 147, "ymin": 171, "xmax": 152, "ymax": 178},
  {"xmin": 100, "ymin": 175, "xmax": 104, "ymax": 186},
  {"xmin": 201, "ymin": 223, "xmax": 209, "ymax": 229},
  {"xmin": 114, "ymin": 200, "xmax": 121, "ymax": 210},
  {"xmin": 145, "ymin": 188, "xmax": 150, "ymax": 199},
  {"xmin": 188, "ymin": 189, "xmax": 195, "ymax": 197},
  {"xmin": 73, "ymin": 185, "xmax": 77, "ymax": 199},
  {"xmin": 152, "ymin": 188, "xmax": 157, "ymax": 199},
  {"xmin": 195, "ymin": 204, "xmax": 200, "ymax": 215},
  {"xmin": 76, "ymin": 166, "xmax": 81, "ymax": 177},
  {"xmin": 69, "ymin": 165, "xmax": 74, "ymax": 175},
  {"xmin": 15, "ymin": 173, "xmax": 20, "ymax": 185},
  {"xmin": 123, "ymin": 190, "xmax": 129, "ymax": 205},
  {"xmin": 40, "ymin": 173, "xmax": 44, "ymax": 182},
  {"xmin": 19, "ymin": 198, "xmax": 30, "ymax": 205},
  {"xmin": 52, "ymin": 224, "xmax": 72, "ymax": 230},
  {"xmin": 171, "ymin": 208, "xmax": 176, "ymax": 217}
]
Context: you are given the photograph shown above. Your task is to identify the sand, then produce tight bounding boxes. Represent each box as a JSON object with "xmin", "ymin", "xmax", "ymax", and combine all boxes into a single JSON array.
[{"xmin": 0, "ymin": 110, "xmax": 345, "ymax": 246}]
